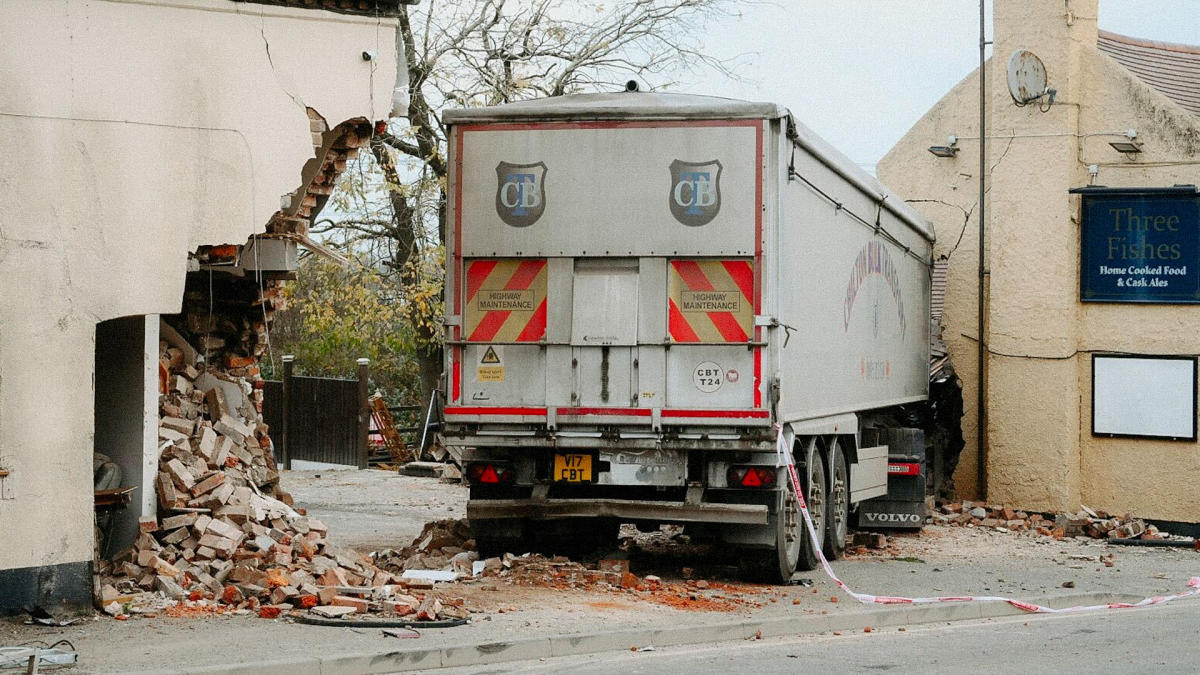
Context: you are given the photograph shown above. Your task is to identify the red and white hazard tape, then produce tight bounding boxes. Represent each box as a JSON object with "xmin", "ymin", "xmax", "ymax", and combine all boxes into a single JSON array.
[{"xmin": 774, "ymin": 426, "xmax": 1200, "ymax": 614}]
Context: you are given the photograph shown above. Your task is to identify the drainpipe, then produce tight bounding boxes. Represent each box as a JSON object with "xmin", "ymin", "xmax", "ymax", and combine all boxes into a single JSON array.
[{"xmin": 977, "ymin": 0, "xmax": 989, "ymax": 502}]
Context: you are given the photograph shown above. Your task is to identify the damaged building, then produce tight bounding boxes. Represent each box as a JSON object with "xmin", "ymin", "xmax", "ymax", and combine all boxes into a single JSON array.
[
  {"xmin": 0, "ymin": 0, "xmax": 408, "ymax": 614},
  {"xmin": 880, "ymin": 0, "xmax": 1200, "ymax": 523}
]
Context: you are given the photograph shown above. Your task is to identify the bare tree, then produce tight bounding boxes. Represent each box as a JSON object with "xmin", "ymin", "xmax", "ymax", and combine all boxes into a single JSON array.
[{"xmin": 319, "ymin": 0, "xmax": 748, "ymax": 414}]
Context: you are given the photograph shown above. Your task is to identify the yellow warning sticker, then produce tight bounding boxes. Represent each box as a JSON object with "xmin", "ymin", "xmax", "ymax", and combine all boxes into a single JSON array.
[
  {"xmin": 477, "ymin": 366, "xmax": 504, "ymax": 382},
  {"xmin": 476, "ymin": 346, "xmax": 504, "ymax": 382}
]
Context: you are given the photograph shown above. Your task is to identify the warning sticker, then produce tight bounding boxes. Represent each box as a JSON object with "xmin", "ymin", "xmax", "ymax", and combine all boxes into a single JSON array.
[
  {"xmin": 476, "ymin": 346, "xmax": 504, "ymax": 382},
  {"xmin": 465, "ymin": 259, "xmax": 548, "ymax": 342},
  {"xmin": 668, "ymin": 260, "xmax": 754, "ymax": 342},
  {"xmin": 477, "ymin": 367, "xmax": 504, "ymax": 382}
]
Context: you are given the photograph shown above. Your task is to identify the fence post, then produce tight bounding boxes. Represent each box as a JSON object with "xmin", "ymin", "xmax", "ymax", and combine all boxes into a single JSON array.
[
  {"xmin": 357, "ymin": 358, "xmax": 370, "ymax": 470},
  {"xmin": 281, "ymin": 354, "xmax": 294, "ymax": 470}
]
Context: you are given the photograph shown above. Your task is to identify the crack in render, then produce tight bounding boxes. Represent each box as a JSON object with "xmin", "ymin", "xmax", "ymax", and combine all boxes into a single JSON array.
[
  {"xmin": 906, "ymin": 198, "xmax": 973, "ymax": 260},
  {"xmin": 254, "ymin": 11, "xmax": 306, "ymax": 111},
  {"xmin": 905, "ymin": 135, "xmax": 1016, "ymax": 261}
]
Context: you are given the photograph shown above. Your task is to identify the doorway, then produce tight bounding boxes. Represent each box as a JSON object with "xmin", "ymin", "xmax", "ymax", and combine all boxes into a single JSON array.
[{"xmin": 93, "ymin": 315, "xmax": 158, "ymax": 558}]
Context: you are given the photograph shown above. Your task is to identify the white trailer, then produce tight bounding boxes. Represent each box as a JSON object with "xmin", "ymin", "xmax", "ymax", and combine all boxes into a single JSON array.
[{"xmin": 441, "ymin": 91, "xmax": 933, "ymax": 581}]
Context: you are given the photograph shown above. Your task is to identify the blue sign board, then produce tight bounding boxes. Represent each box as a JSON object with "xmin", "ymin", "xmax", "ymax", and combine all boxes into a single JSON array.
[{"xmin": 1076, "ymin": 187, "xmax": 1200, "ymax": 303}]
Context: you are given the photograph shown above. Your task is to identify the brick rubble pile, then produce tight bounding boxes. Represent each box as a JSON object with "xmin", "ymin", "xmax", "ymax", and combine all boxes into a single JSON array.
[
  {"xmin": 97, "ymin": 279, "xmax": 467, "ymax": 623},
  {"xmin": 932, "ymin": 501, "xmax": 1168, "ymax": 541}
]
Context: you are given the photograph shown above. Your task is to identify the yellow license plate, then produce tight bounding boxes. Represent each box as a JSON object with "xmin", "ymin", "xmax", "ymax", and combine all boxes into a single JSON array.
[{"xmin": 553, "ymin": 453, "xmax": 592, "ymax": 482}]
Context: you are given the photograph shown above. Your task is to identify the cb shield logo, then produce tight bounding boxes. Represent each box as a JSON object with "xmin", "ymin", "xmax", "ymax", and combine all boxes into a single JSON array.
[
  {"xmin": 495, "ymin": 161, "xmax": 547, "ymax": 227},
  {"xmin": 669, "ymin": 159, "xmax": 722, "ymax": 226}
]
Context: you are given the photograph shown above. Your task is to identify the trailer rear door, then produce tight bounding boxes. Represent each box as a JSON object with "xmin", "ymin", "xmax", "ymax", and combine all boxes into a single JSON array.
[{"xmin": 447, "ymin": 119, "xmax": 769, "ymax": 424}]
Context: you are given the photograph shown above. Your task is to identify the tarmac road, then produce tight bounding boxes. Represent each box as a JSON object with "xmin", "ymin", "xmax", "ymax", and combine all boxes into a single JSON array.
[
  {"xmin": 439, "ymin": 599, "xmax": 1200, "ymax": 674},
  {"xmin": 283, "ymin": 469, "xmax": 468, "ymax": 553}
]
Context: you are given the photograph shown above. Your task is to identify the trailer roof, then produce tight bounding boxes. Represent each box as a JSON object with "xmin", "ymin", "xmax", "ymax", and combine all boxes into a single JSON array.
[
  {"xmin": 444, "ymin": 91, "xmax": 934, "ymax": 243},
  {"xmin": 441, "ymin": 91, "xmax": 786, "ymax": 123},
  {"xmin": 787, "ymin": 117, "xmax": 935, "ymax": 242}
]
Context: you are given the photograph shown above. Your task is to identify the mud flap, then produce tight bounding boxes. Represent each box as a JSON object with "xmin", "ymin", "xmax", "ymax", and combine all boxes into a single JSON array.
[{"xmin": 857, "ymin": 498, "xmax": 925, "ymax": 530}]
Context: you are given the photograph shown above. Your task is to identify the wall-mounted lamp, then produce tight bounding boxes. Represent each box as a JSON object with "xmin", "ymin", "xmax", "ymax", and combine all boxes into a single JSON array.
[
  {"xmin": 928, "ymin": 135, "xmax": 959, "ymax": 158},
  {"xmin": 1108, "ymin": 129, "xmax": 1142, "ymax": 154}
]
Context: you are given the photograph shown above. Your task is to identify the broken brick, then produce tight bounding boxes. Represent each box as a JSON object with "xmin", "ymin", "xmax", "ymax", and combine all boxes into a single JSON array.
[{"xmin": 330, "ymin": 595, "xmax": 369, "ymax": 613}]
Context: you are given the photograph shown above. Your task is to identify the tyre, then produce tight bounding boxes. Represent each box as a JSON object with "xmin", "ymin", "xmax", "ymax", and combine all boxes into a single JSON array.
[
  {"xmin": 798, "ymin": 441, "xmax": 827, "ymax": 571},
  {"xmin": 766, "ymin": 471, "xmax": 804, "ymax": 583},
  {"xmin": 824, "ymin": 438, "xmax": 849, "ymax": 560}
]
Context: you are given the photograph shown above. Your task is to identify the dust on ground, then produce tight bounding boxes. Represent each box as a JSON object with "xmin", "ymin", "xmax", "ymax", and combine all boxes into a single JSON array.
[{"xmin": 281, "ymin": 469, "xmax": 1200, "ymax": 608}]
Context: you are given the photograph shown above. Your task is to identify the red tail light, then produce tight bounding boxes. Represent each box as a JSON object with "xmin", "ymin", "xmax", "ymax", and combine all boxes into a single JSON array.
[
  {"xmin": 887, "ymin": 462, "xmax": 921, "ymax": 476},
  {"xmin": 727, "ymin": 466, "xmax": 777, "ymax": 488},
  {"xmin": 466, "ymin": 462, "xmax": 514, "ymax": 484}
]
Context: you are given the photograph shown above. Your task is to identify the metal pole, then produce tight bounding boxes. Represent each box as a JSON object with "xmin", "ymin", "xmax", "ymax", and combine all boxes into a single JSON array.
[
  {"xmin": 357, "ymin": 358, "xmax": 370, "ymax": 470},
  {"xmin": 281, "ymin": 354, "xmax": 294, "ymax": 471},
  {"xmin": 417, "ymin": 388, "xmax": 438, "ymax": 462},
  {"xmin": 976, "ymin": 0, "xmax": 988, "ymax": 503}
]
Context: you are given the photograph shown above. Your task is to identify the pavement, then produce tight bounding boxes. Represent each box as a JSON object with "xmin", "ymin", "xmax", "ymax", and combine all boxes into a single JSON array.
[{"xmin": 4, "ymin": 469, "xmax": 1199, "ymax": 673}]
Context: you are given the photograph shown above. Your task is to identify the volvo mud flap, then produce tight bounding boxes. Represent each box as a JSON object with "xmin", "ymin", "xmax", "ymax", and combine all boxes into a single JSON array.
[
  {"xmin": 858, "ymin": 499, "xmax": 925, "ymax": 529},
  {"xmin": 858, "ymin": 427, "xmax": 927, "ymax": 530}
]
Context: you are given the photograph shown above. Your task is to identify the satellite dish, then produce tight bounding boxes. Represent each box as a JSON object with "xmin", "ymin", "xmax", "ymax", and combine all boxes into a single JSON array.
[{"xmin": 1006, "ymin": 50, "xmax": 1048, "ymax": 104}]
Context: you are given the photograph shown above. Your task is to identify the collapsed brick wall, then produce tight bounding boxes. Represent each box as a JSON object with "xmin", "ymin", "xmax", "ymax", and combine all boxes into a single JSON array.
[
  {"xmin": 159, "ymin": 268, "xmax": 285, "ymax": 498},
  {"xmin": 97, "ymin": 268, "xmax": 465, "ymax": 621}
]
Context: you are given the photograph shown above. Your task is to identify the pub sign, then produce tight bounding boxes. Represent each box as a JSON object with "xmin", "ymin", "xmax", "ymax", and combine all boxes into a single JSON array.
[{"xmin": 1073, "ymin": 186, "xmax": 1200, "ymax": 303}]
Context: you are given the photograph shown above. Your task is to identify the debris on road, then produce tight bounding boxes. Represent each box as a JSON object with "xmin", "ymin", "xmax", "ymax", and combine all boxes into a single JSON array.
[
  {"xmin": 371, "ymin": 519, "xmax": 779, "ymax": 613},
  {"xmin": 97, "ymin": 330, "xmax": 466, "ymax": 623},
  {"xmin": 0, "ymin": 641, "xmax": 79, "ymax": 670},
  {"xmin": 931, "ymin": 501, "xmax": 1179, "ymax": 542}
]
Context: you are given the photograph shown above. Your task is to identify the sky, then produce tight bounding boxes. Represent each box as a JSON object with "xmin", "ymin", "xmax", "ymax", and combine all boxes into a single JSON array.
[{"xmin": 682, "ymin": 1, "xmax": 1200, "ymax": 173}]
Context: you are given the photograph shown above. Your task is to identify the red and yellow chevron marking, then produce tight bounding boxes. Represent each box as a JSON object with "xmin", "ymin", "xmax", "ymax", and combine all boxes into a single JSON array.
[
  {"xmin": 667, "ymin": 259, "xmax": 754, "ymax": 342},
  {"xmin": 464, "ymin": 259, "xmax": 548, "ymax": 342}
]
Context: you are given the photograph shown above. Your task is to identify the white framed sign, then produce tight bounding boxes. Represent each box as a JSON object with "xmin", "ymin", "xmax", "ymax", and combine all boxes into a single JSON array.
[{"xmin": 1092, "ymin": 354, "xmax": 1197, "ymax": 441}]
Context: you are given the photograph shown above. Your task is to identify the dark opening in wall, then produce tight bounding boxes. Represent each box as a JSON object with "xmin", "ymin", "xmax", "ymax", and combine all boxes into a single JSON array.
[{"xmin": 94, "ymin": 316, "xmax": 152, "ymax": 559}]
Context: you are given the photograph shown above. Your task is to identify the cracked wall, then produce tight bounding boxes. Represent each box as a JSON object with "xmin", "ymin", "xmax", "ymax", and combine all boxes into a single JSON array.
[
  {"xmin": 0, "ymin": 0, "xmax": 397, "ymax": 578},
  {"xmin": 880, "ymin": 0, "xmax": 1200, "ymax": 521}
]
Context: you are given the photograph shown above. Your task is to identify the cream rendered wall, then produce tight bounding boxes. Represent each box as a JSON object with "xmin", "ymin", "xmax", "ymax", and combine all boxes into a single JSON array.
[
  {"xmin": 977, "ymin": 0, "xmax": 1090, "ymax": 513},
  {"xmin": 0, "ymin": 0, "xmax": 397, "ymax": 573},
  {"xmin": 880, "ymin": 0, "xmax": 1200, "ymax": 519},
  {"xmin": 1074, "ymin": 55, "xmax": 1200, "ymax": 522}
]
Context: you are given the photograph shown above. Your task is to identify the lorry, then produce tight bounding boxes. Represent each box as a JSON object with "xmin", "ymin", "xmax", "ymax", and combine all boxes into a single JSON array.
[{"xmin": 439, "ymin": 89, "xmax": 934, "ymax": 582}]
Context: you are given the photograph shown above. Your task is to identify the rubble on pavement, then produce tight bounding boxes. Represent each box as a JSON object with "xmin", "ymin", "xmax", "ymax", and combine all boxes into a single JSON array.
[
  {"xmin": 931, "ymin": 500, "xmax": 1176, "ymax": 541},
  {"xmin": 371, "ymin": 519, "xmax": 775, "ymax": 612}
]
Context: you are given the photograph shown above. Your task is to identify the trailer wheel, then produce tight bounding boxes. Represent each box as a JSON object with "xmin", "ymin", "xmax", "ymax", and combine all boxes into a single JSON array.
[
  {"xmin": 824, "ymin": 439, "xmax": 849, "ymax": 560},
  {"xmin": 798, "ymin": 441, "xmax": 827, "ymax": 572},
  {"xmin": 770, "ymin": 465, "xmax": 805, "ymax": 582},
  {"xmin": 738, "ymin": 468, "xmax": 803, "ymax": 584}
]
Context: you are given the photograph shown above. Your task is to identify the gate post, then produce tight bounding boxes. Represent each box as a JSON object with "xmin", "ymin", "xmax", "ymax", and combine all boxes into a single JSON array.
[
  {"xmin": 281, "ymin": 354, "xmax": 294, "ymax": 470},
  {"xmin": 357, "ymin": 358, "xmax": 370, "ymax": 470}
]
